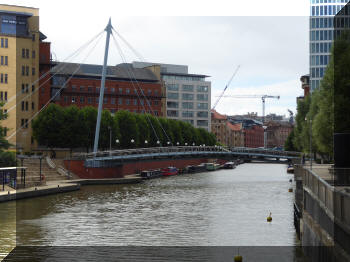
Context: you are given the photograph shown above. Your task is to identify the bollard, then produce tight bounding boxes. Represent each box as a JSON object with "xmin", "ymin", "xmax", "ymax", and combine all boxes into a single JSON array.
[
  {"xmin": 35, "ymin": 187, "xmax": 37, "ymax": 191},
  {"xmin": 8, "ymin": 191, "xmax": 10, "ymax": 195},
  {"xmin": 58, "ymin": 185, "xmax": 60, "ymax": 188},
  {"xmin": 267, "ymin": 212, "xmax": 272, "ymax": 222},
  {"xmin": 289, "ymin": 188, "xmax": 293, "ymax": 192},
  {"xmin": 234, "ymin": 255, "xmax": 243, "ymax": 262}
]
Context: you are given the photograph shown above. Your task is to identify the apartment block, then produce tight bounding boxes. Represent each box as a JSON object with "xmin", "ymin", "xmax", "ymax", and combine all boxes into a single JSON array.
[
  {"xmin": 133, "ymin": 61, "xmax": 211, "ymax": 131},
  {"xmin": 0, "ymin": 4, "xmax": 41, "ymax": 152}
]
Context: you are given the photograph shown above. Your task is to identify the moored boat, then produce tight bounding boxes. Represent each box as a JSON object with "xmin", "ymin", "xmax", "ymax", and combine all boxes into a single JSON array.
[
  {"xmin": 140, "ymin": 169, "xmax": 162, "ymax": 179},
  {"xmin": 223, "ymin": 162, "xmax": 235, "ymax": 169},
  {"xmin": 287, "ymin": 164, "xmax": 294, "ymax": 174},
  {"xmin": 206, "ymin": 163, "xmax": 221, "ymax": 171},
  {"xmin": 161, "ymin": 167, "xmax": 178, "ymax": 176}
]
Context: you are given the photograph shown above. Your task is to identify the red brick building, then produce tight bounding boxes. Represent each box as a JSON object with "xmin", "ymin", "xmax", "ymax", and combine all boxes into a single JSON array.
[
  {"xmin": 39, "ymin": 43, "xmax": 164, "ymax": 116},
  {"xmin": 266, "ymin": 121, "xmax": 293, "ymax": 149},
  {"xmin": 244, "ymin": 124, "xmax": 264, "ymax": 148}
]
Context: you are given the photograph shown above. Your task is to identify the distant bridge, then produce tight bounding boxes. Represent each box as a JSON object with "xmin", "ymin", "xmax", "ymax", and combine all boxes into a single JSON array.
[{"xmin": 75, "ymin": 146, "xmax": 301, "ymax": 168}]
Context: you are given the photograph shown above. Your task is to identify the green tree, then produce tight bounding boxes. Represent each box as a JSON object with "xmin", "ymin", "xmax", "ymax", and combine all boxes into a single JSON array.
[
  {"xmin": 146, "ymin": 114, "xmax": 164, "ymax": 147},
  {"xmin": 99, "ymin": 110, "xmax": 120, "ymax": 150},
  {"xmin": 178, "ymin": 121, "xmax": 194, "ymax": 145},
  {"xmin": 32, "ymin": 103, "xmax": 65, "ymax": 149},
  {"xmin": 284, "ymin": 129, "xmax": 297, "ymax": 151},
  {"xmin": 135, "ymin": 113, "xmax": 150, "ymax": 147},
  {"xmin": 81, "ymin": 106, "xmax": 97, "ymax": 152},
  {"xmin": 114, "ymin": 110, "xmax": 139, "ymax": 148},
  {"xmin": 168, "ymin": 119, "xmax": 183, "ymax": 146}
]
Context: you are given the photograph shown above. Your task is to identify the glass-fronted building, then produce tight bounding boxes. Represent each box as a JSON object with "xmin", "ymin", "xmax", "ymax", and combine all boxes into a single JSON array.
[{"xmin": 310, "ymin": 0, "xmax": 348, "ymax": 91}]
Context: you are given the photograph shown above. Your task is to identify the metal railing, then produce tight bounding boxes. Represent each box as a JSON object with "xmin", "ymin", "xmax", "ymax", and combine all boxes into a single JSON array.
[{"xmin": 74, "ymin": 146, "xmax": 301, "ymax": 160}]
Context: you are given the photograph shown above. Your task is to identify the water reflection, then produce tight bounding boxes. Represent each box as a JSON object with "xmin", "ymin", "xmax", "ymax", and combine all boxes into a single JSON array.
[{"xmin": 1, "ymin": 163, "xmax": 305, "ymax": 261}]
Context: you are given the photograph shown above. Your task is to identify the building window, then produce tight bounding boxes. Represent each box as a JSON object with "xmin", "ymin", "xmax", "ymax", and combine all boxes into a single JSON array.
[
  {"xmin": 4, "ymin": 39, "xmax": 8, "ymax": 48},
  {"xmin": 182, "ymin": 93, "xmax": 194, "ymax": 100},
  {"xmin": 22, "ymin": 84, "xmax": 25, "ymax": 93},
  {"xmin": 26, "ymin": 49, "xmax": 29, "ymax": 59},
  {"xmin": 154, "ymin": 111, "xmax": 159, "ymax": 116},
  {"xmin": 134, "ymin": 99, "xmax": 137, "ymax": 106},
  {"xmin": 140, "ymin": 99, "xmax": 144, "ymax": 106},
  {"xmin": 111, "ymin": 98, "xmax": 116, "ymax": 104},
  {"xmin": 182, "ymin": 102, "xmax": 194, "ymax": 109},
  {"xmin": 197, "ymin": 94, "xmax": 208, "ymax": 101},
  {"xmin": 167, "ymin": 110, "xmax": 178, "ymax": 117},
  {"xmin": 182, "ymin": 85, "xmax": 194, "ymax": 92},
  {"xmin": 153, "ymin": 100, "xmax": 159, "ymax": 106},
  {"xmin": 126, "ymin": 99, "xmax": 130, "ymax": 105},
  {"xmin": 148, "ymin": 90, "xmax": 152, "ymax": 95},
  {"xmin": 118, "ymin": 98, "xmax": 123, "ymax": 105},
  {"xmin": 87, "ymin": 97, "xmax": 92, "ymax": 104},
  {"xmin": 88, "ymin": 86, "xmax": 92, "ymax": 92},
  {"xmin": 167, "ymin": 84, "xmax": 179, "ymax": 91},
  {"xmin": 197, "ymin": 86, "xmax": 208, "ymax": 92},
  {"xmin": 197, "ymin": 120, "xmax": 208, "ymax": 127},
  {"xmin": 32, "ymin": 51, "xmax": 35, "ymax": 59},
  {"xmin": 32, "ymin": 85, "xmax": 35, "ymax": 92},
  {"xmin": 182, "ymin": 111, "xmax": 194, "ymax": 118},
  {"xmin": 22, "ymin": 48, "xmax": 25, "ymax": 58},
  {"xmin": 111, "ymin": 87, "xmax": 115, "ymax": 93},
  {"xmin": 167, "ymin": 93, "xmax": 179, "ymax": 100},
  {"xmin": 72, "ymin": 85, "xmax": 77, "ymax": 91},
  {"xmin": 119, "ymin": 88, "xmax": 123, "ymax": 94},
  {"xmin": 25, "ymin": 101, "xmax": 28, "ymax": 111},
  {"xmin": 197, "ymin": 103, "xmax": 208, "ymax": 109},
  {"xmin": 21, "ymin": 101, "xmax": 24, "ymax": 111},
  {"xmin": 22, "ymin": 66, "xmax": 25, "ymax": 76},
  {"xmin": 167, "ymin": 101, "xmax": 178, "ymax": 108},
  {"xmin": 72, "ymin": 97, "xmax": 76, "ymax": 103},
  {"xmin": 197, "ymin": 111, "xmax": 208, "ymax": 118},
  {"xmin": 26, "ymin": 66, "xmax": 29, "ymax": 76},
  {"xmin": 80, "ymin": 86, "xmax": 85, "ymax": 91},
  {"xmin": 103, "ymin": 97, "xmax": 108, "ymax": 104},
  {"xmin": 32, "ymin": 102, "xmax": 34, "ymax": 110},
  {"xmin": 32, "ymin": 68, "xmax": 35, "ymax": 76},
  {"xmin": 126, "ymin": 88, "xmax": 130, "ymax": 94},
  {"xmin": 80, "ymin": 97, "xmax": 85, "ymax": 103},
  {"xmin": 32, "ymin": 34, "xmax": 35, "ymax": 42}
]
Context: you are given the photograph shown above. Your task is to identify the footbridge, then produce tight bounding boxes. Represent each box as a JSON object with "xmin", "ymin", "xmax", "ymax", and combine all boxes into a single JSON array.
[{"xmin": 75, "ymin": 146, "xmax": 301, "ymax": 168}]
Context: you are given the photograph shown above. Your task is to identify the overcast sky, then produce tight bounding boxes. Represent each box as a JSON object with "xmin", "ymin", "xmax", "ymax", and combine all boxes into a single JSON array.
[{"xmin": 6, "ymin": 0, "xmax": 310, "ymax": 117}]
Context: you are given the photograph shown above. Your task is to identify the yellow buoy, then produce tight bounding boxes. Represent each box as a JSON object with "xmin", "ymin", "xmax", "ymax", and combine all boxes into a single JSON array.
[
  {"xmin": 234, "ymin": 255, "xmax": 243, "ymax": 262},
  {"xmin": 289, "ymin": 188, "xmax": 293, "ymax": 192},
  {"xmin": 267, "ymin": 212, "xmax": 272, "ymax": 222}
]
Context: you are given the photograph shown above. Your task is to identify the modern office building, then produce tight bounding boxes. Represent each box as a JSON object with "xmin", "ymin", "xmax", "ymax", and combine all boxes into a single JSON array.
[
  {"xmin": 0, "ymin": 4, "xmax": 41, "ymax": 152},
  {"xmin": 309, "ymin": 0, "xmax": 348, "ymax": 91},
  {"xmin": 133, "ymin": 62, "xmax": 211, "ymax": 131}
]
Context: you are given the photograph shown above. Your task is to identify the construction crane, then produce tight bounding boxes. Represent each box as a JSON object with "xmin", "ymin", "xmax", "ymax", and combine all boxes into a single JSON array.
[
  {"xmin": 212, "ymin": 65, "xmax": 241, "ymax": 110},
  {"xmin": 219, "ymin": 95, "xmax": 280, "ymax": 123}
]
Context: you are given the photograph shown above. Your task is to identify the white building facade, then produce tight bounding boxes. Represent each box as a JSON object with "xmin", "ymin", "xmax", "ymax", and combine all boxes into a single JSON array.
[{"xmin": 133, "ymin": 62, "xmax": 211, "ymax": 131}]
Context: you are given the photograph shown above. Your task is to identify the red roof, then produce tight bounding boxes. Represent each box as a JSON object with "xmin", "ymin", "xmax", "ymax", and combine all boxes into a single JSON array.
[
  {"xmin": 227, "ymin": 122, "xmax": 242, "ymax": 131},
  {"xmin": 211, "ymin": 110, "xmax": 227, "ymax": 120}
]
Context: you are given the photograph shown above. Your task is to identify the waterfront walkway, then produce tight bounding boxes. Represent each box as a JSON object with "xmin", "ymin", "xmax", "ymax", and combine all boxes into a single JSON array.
[{"xmin": 0, "ymin": 175, "xmax": 142, "ymax": 203}]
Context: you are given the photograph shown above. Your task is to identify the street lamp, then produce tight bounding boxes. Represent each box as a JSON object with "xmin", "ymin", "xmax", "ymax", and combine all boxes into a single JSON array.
[
  {"xmin": 145, "ymin": 140, "xmax": 148, "ymax": 147},
  {"xmin": 157, "ymin": 140, "xmax": 160, "ymax": 147},
  {"xmin": 176, "ymin": 142, "xmax": 179, "ymax": 146},
  {"xmin": 167, "ymin": 141, "xmax": 170, "ymax": 146},
  {"xmin": 305, "ymin": 116, "xmax": 312, "ymax": 170},
  {"xmin": 131, "ymin": 139, "xmax": 135, "ymax": 148},
  {"xmin": 185, "ymin": 143, "xmax": 188, "ymax": 146},
  {"xmin": 192, "ymin": 143, "xmax": 195, "ymax": 146},
  {"xmin": 263, "ymin": 125, "xmax": 267, "ymax": 149},
  {"xmin": 116, "ymin": 139, "xmax": 120, "ymax": 149}
]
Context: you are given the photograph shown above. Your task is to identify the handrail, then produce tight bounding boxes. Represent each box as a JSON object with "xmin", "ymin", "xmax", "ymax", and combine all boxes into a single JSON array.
[
  {"xmin": 45, "ymin": 156, "xmax": 56, "ymax": 169},
  {"xmin": 57, "ymin": 166, "xmax": 71, "ymax": 179}
]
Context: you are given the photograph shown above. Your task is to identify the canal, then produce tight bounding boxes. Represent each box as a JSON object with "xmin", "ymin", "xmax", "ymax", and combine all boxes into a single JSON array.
[{"xmin": 0, "ymin": 163, "xmax": 307, "ymax": 261}]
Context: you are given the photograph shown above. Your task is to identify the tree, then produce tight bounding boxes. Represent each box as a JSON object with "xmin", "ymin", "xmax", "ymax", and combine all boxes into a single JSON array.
[
  {"xmin": 81, "ymin": 106, "xmax": 97, "ymax": 152},
  {"xmin": 168, "ymin": 119, "xmax": 183, "ymax": 146},
  {"xmin": 99, "ymin": 110, "xmax": 119, "ymax": 150},
  {"xmin": 134, "ymin": 113, "xmax": 150, "ymax": 147},
  {"xmin": 32, "ymin": 103, "xmax": 65, "ymax": 149},
  {"xmin": 284, "ymin": 129, "xmax": 297, "ymax": 151},
  {"xmin": 114, "ymin": 110, "xmax": 139, "ymax": 148}
]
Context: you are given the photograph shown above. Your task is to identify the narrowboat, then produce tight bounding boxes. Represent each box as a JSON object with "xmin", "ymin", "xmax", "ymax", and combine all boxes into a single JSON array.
[
  {"xmin": 287, "ymin": 164, "xmax": 294, "ymax": 174},
  {"xmin": 206, "ymin": 163, "xmax": 221, "ymax": 171},
  {"xmin": 186, "ymin": 164, "xmax": 207, "ymax": 173},
  {"xmin": 161, "ymin": 167, "xmax": 178, "ymax": 176},
  {"xmin": 223, "ymin": 162, "xmax": 236, "ymax": 169},
  {"xmin": 140, "ymin": 169, "xmax": 162, "ymax": 179}
]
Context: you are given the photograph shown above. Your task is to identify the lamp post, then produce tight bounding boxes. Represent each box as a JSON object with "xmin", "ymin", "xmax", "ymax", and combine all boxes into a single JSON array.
[
  {"xmin": 305, "ymin": 116, "xmax": 312, "ymax": 170},
  {"xmin": 116, "ymin": 139, "xmax": 120, "ymax": 149},
  {"xmin": 108, "ymin": 126, "xmax": 112, "ymax": 153},
  {"xmin": 145, "ymin": 140, "xmax": 148, "ymax": 147},
  {"xmin": 176, "ymin": 142, "xmax": 179, "ymax": 146},
  {"xmin": 192, "ymin": 143, "xmax": 195, "ymax": 146},
  {"xmin": 185, "ymin": 143, "xmax": 188, "ymax": 146},
  {"xmin": 263, "ymin": 125, "xmax": 267, "ymax": 149},
  {"xmin": 167, "ymin": 141, "xmax": 170, "ymax": 147},
  {"xmin": 131, "ymin": 139, "xmax": 135, "ymax": 148},
  {"xmin": 157, "ymin": 140, "xmax": 160, "ymax": 147}
]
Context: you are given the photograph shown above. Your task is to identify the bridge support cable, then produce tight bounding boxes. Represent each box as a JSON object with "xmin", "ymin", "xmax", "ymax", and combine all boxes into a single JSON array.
[
  {"xmin": 7, "ymin": 30, "xmax": 105, "ymax": 141},
  {"xmin": 111, "ymin": 33, "xmax": 175, "ymax": 146},
  {"xmin": 112, "ymin": 29, "xmax": 145, "ymax": 62},
  {"xmin": 5, "ymin": 30, "xmax": 105, "ymax": 111},
  {"xmin": 111, "ymin": 29, "xmax": 173, "ymax": 146},
  {"xmin": 111, "ymin": 33, "xmax": 160, "ymax": 145}
]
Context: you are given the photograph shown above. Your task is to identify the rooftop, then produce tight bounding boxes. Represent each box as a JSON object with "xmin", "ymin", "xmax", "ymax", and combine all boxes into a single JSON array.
[
  {"xmin": 211, "ymin": 110, "xmax": 227, "ymax": 120},
  {"xmin": 51, "ymin": 62, "xmax": 159, "ymax": 82}
]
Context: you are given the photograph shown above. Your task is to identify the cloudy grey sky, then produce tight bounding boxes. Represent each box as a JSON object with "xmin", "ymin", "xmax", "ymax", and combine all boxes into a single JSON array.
[{"xmin": 7, "ymin": 0, "xmax": 310, "ymax": 117}]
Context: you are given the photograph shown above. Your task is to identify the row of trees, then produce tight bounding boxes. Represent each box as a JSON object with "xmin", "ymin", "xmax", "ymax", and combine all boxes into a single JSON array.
[
  {"xmin": 285, "ymin": 34, "xmax": 350, "ymax": 161},
  {"xmin": 0, "ymin": 103, "xmax": 16, "ymax": 167},
  {"xmin": 32, "ymin": 104, "xmax": 217, "ymax": 152}
]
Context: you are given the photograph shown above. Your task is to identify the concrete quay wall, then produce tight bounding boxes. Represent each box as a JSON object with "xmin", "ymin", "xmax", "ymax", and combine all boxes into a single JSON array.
[{"xmin": 294, "ymin": 165, "xmax": 350, "ymax": 262}]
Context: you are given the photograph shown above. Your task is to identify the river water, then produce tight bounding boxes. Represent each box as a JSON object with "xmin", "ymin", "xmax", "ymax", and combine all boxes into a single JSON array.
[{"xmin": 0, "ymin": 163, "xmax": 307, "ymax": 261}]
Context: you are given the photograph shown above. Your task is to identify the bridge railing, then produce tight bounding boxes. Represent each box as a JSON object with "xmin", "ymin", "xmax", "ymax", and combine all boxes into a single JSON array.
[
  {"xmin": 76, "ymin": 146, "xmax": 228, "ymax": 160},
  {"xmin": 74, "ymin": 146, "xmax": 300, "ymax": 160}
]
